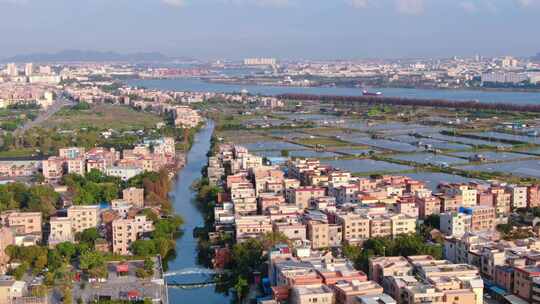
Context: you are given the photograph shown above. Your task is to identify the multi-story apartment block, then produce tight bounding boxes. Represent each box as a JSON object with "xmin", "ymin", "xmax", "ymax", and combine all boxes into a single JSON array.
[
  {"xmin": 444, "ymin": 184, "xmax": 477, "ymax": 207},
  {"xmin": 42, "ymin": 157, "xmax": 64, "ymax": 180},
  {"xmin": 369, "ymin": 215, "xmax": 393, "ymax": 238},
  {"xmin": 233, "ymin": 196, "xmax": 258, "ymax": 215},
  {"xmin": 438, "ymin": 195, "xmax": 462, "ymax": 213},
  {"xmin": 507, "ymin": 184, "xmax": 528, "ymax": 210},
  {"xmin": 491, "ymin": 187, "xmax": 511, "ymax": 215},
  {"xmin": 369, "ymin": 257, "xmax": 413, "ymax": 283},
  {"xmin": 328, "ymin": 224, "xmax": 343, "ymax": 247},
  {"xmin": 513, "ymin": 266, "xmax": 540, "ymax": 302},
  {"xmin": 332, "ymin": 184, "xmax": 359, "ymax": 205},
  {"xmin": 66, "ymin": 157, "xmax": 85, "ymax": 175},
  {"xmin": 235, "ymin": 215, "xmax": 272, "ymax": 242},
  {"xmin": 111, "ymin": 215, "xmax": 154, "ymax": 255},
  {"xmin": 394, "ymin": 201, "xmax": 419, "ymax": 218},
  {"xmin": 529, "ymin": 185, "xmax": 540, "ymax": 208},
  {"xmin": 122, "ymin": 187, "xmax": 145, "ymax": 208},
  {"xmin": 479, "ymin": 247, "xmax": 505, "ymax": 280},
  {"xmin": 105, "ymin": 166, "xmax": 143, "ymax": 181},
  {"xmin": 291, "ymin": 187, "xmax": 326, "ymax": 209},
  {"xmin": 336, "ymin": 212, "xmax": 370, "ymax": 244},
  {"xmin": 389, "ymin": 214, "xmax": 416, "ymax": 237},
  {"xmin": 466, "ymin": 206, "xmax": 496, "ymax": 232},
  {"xmin": 307, "ymin": 220, "xmax": 329, "ymax": 250},
  {"xmin": 0, "ymin": 211, "xmax": 42, "ymax": 236},
  {"xmin": 171, "ymin": 106, "xmax": 201, "ymax": 128},
  {"xmin": 49, "ymin": 217, "xmax": 75, "ymax": 245},
  {"xmin": 67, "ymin": 205, "xmax": 100, "ymax": 234},
  {"xmin": 333, "ymin": 280, "xmax": 383, "ymax": 304},
  {"xmin": 289, "ymin": 284, "xmax": 334, "ymax": 304},
  {"xmin": 59, "ymin": 147, "xmax": 85, "ymax": 159},
  {"xmin": 273, "ymin": 218, "xmax": 307, "ymax": 241},
  {"xmin": 403, "ymin": 284, "xmax": 444, "ymax": 304},
  {"xmin": 416, "ymin": 196, "xmax": 441, "ymax": 219},
  {"xmin": 440, "ymin": 212, "xmax": 471, "ymax": 237}
]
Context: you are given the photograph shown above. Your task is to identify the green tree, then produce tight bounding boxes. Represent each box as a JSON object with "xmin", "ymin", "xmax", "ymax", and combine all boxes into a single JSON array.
[
  {"xmin": 47, "ymin": 249, "xmax": 63, "ymax": 269},
  {"xmin": 56, "ymin": 242, "xmax": 77, "ymax": 260},
  {"xmin": 231, "ymin": 238, "xmax": 265, "ymax": 278},
  {"xmin": 424, "ymin": 214, "xmax": 441, "ymax": 229},
  {"xmin": 260, "ymin": 232, "xmax": 289, "ymax": 250},
  {"xmin": 11, "ymin": 262, "xmax": 29, "ymax": 280},
  {"xmin": 78, "ymin": 228, "xmax": 100, "ymax": 245},
  {"xmin": 80, "ymin": 251, "xmax": 105, "ymax": 273},
  {"xmin": 130, "ymin": 240, "xmax": 156, "ymax": 256},
  {"xmin": 234, "ymin": 276, "xmax": 249, "ymax": 301}
]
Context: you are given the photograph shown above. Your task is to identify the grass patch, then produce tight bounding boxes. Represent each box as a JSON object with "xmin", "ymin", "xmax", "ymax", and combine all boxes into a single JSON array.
[
  {"xmin": 0, "ymin": 148, "xmax": 39, "ymax": 159},
  {"xmin": 43, "ymin": 104, "xmax": 163, "ymax": 130},
  {"xmin": 295, "ymin": 137, "xmax": 350, "ymax": 147}
]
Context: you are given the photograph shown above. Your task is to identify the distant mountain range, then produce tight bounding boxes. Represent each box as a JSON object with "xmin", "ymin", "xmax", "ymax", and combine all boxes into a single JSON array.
[{"xmin": 2, "ymin": 50, "xmax": 174, "ymax": 63}]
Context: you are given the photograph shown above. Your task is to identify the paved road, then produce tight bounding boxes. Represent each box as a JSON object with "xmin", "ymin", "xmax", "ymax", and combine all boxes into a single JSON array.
[{"xmin": 15, "ymin": 96, "xmax": 73, "ymax": 135}]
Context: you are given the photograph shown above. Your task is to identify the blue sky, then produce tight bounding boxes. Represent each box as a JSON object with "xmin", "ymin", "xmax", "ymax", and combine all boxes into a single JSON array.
[{"xmin": 1, "ymin": 0, "xmax": 539, "ymax": 59}]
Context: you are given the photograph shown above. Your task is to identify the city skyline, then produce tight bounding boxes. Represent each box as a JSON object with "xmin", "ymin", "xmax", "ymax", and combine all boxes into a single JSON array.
[{"xmin": 1, "ymin": 0, "xmax": 539, "ymax": 60}]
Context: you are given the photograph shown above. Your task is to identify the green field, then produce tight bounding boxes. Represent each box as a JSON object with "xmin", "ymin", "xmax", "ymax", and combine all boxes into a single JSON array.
[
  {"xmin": 295, "ymin": 137, "xmax": 351, "ymax": 147},
  {"xmin": 0, "ymin": 148, "xmax": 39, "ymax": 159},
  {"xmin": 44, "ymin": 104, "xmax": 163, "ymax": 130}
]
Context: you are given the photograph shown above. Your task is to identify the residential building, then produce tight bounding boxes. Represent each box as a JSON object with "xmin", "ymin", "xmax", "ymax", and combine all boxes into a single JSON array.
[
  {"xmin": 0, "ymin": 211, "xmax": 42, "ymax": 236},
  {"xmin": 111, "ymin": 215, "xmax": 154, "ymax": 255},
  {"xmin": 440, "ymin": 212, "xmax": 471, "ymax": 237},
  {"xmin": 67, "ymin": 205, "xmax": 100, "ymax": 234},
  {"xmin": 49, "ymin": 217, "xmax": 74, "ymax": 245},
  {"xmin": 336, "ymin": 212, "xmax": 370, "ymax": 244},
  {"xmin": 290, "ymin": 284, "xmax": 334, "ymax": 304},
  {"xmin": 334, "ymin": 280, "xmax": 383, "ymax": 304},
  {"xmin": 122, "ymin": 187, "xmax": 144, "ymax": 208}
]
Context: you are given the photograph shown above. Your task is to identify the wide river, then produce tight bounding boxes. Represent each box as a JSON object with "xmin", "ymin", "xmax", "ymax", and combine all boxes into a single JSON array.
[
  {"xmin": 127, "ymin": 78, "xmax": 540, "ymax": 105},
  {"xmin": 168, "ymin": 120, "xmax": 230, "ymax": 303}
]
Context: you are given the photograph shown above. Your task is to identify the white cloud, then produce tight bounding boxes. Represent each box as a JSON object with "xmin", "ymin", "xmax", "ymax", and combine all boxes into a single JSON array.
[
  {"xmin": 457, "ymin": 0, "xmax": 498, "ymax": 14},
  {"xmin": 162, "ymin": 0, "xmax": 187, "ymax": 7},
  {"xmin": 220, "ymin": 0, "xmax": 291, "ymax": 7},
  {"xmin": 345, "ymin": 0, "xmax": 372, "ymax": 8},
  {"xmin": 0, "ymin": 0, "xmax": 29, "ymax": 4},
  {"xmin": 395, "ymin": 0, "xmax": 424, "ymax": 15},
  {"xmin": 516, "ymin": 0, "xmax": 540, "ymax": 6},
  {"xmin": 346, "ymin": 0, "xmax": 424, "ymax": 14}
]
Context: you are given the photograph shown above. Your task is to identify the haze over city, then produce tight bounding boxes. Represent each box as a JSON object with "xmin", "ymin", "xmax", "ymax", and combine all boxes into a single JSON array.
[{"xmin": 1, "ymin": 0, "xmax": 540, "ymax": 59}]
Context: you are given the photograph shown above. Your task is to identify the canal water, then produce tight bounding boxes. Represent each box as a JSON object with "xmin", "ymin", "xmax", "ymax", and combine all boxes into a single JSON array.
[
  {"xmin": 127, "ymin": 78, "xmax": 540, "ymax": 105},
  {"xmin": 168, "ymin": 120, "xmax": 231, "ymax": 303}
]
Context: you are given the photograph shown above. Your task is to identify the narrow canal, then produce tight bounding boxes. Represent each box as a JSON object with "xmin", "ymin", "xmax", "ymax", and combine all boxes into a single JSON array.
[{"xmin": 167, "ymin": 120, "xmax": 231, "ymax": 303}]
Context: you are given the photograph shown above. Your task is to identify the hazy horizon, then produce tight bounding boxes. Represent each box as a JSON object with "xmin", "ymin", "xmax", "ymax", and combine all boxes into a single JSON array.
[{"xmin": 1, "ymin": 0, "xmax": 540, "ymax": 60}]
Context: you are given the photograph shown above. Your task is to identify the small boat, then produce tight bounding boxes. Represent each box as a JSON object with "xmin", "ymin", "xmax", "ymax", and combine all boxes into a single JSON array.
[{"xmin": 362, "ymin": 89, "xmax": 383, "ymax": 96}]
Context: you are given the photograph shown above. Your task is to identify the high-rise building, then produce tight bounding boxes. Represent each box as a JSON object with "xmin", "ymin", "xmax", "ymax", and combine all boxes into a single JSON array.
[
  {"xmin": 39, "ymin": 65, "xmax": 52, "ymax": 75},
  {"xmin": 6, "ymin": 63, "xmax": 17, "ymax": 77},
  {"xmin": 243, "ymin": 58, "xmax": 277, "ymax": 66},
  {"xmin": 24, "ymin": 63, "xmax": 33, "ymax": 76}
]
